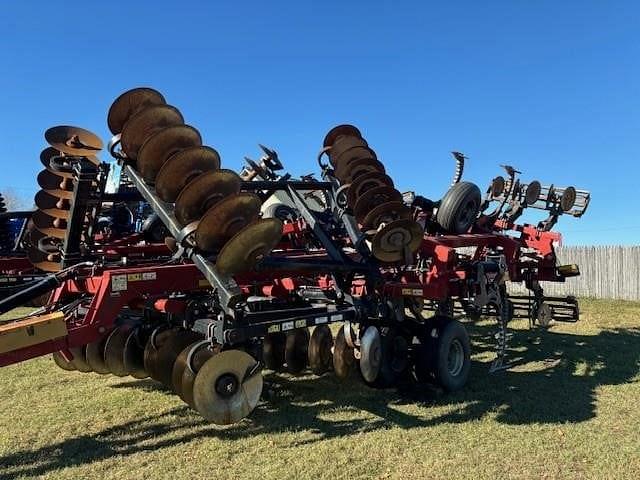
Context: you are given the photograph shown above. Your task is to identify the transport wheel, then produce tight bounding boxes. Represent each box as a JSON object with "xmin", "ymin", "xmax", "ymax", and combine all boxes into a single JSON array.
[
  {"xmin": 308, "ymin": 325, "xmax": 334, "ymax": 375},
  {"xmin": 181, "ymin": 344, "xmax": 216, "ymax": 407},
  {"xmin": 284, "ymin": 328, "xmax": 310, "ymax": 374},
  {"xmin": 359, "ymin": 326, "xmax": 382, "ymax": 383},
  {"xmin": 85, "ymin": 335, "xmax": 111, "ymax": 374},
  {"xmin": 123, "ymin": 328, "xmax": 148, "ymax": 379},
  {"xmin": 193, "ymin": 350, "xmax": 263, "ymax": 425},
  {"xmin": 333, "ymin": 326, "xmax": 355, "ymax": 380},
  {"xmin": 143, "ymin": 327, "xmax": 175, "ymax": 382},
  {"xmin": 70, "ymin": 346, "xmax": 92, "ymax": 373},
  {"xmin": 104, "ymin": 325, "xmax": 134, "ymax": 377},
  {"xmin": 154, "ymin": 329, "xmax": 203, "ymax": 389},
  {"xmin": 262, "ymin": 332, "xmax": 286, "ymax": 371},
  {"xmin": 436, "ymin": 181, "xmax": 481, "ymax": 234},
  {"xmin": 52, "ymin": 351, "xmax": 76, "ymax": 371},
  {"xmin": 432, "ymin": 320, "xmax": 471, "ymax": 392}
]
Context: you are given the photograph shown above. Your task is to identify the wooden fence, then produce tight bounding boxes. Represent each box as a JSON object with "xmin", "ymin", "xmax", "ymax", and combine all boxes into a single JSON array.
[{"xmin": 508, "ymin": 245, "xmax": 640, "ymax": 301}]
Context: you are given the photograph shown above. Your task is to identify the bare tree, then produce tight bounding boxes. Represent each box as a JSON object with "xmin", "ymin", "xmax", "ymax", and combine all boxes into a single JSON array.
[{"xmin": 0, "ymin": 188, "xmax": 30, "ymax": 211}]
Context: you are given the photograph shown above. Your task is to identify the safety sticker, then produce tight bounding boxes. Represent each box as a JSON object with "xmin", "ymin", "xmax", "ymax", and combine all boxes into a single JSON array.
[
  {"xmin": 314, "ymin": 316, "xmax": 328, "ymax": 325},
  {"xmin": 268, "ymin": 324, "xmax": 280, "ymax": 333},
  {"xmin": 127, "ymin": 273, "xmax": 141, "ymax": 282},
  {"xmin": 401, "ymin": 288, "xmax": 423, "ymax": 296},
  {"xmin": 295, "ymin": 319, "xmax": 306, "ymax": 328},
  {"xmin": 142, "ymin": 272, "xmax": 157, "ymax": 280},
  {"xmin": 282, "ymin": 321, "xmax": 294, "ymax": 331},
  {"xmin": 332, "ymin": 313, "xmax": 344, "ymax": 322},
  {"xmin": 111, "ymin": 274, "xmax": 127, "ymax": 292}
]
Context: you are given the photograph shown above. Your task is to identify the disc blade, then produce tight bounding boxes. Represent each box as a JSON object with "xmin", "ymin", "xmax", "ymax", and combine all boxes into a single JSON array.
[
  {"xmin": 308, "ymin": 325, "xmax": 333, "ymax": 375},
  {"xmin": 353, "ymin": 186, "xmax": 402, "ymax": 225},
  {"xmin": 359, "ymin": 326, "xmax": 382, "ymax": 383},
  {"xmin": 332, "ymin": 145, "xmax": 378, "ymax": 169},
  {"xmin": 335, "ymin": 157, "xmax": 385, "ymax": 185},
  {"xmin": 137, "ymin": 125, "xmax": 202, "ymax": 183},
  {"xmin": 70, "ymin": 346, "xmax": 92, "ymax": 373},
  {"xmin": 195, "ymin": 193, "xmax": 262, "ymax": 252},
  {"xmin": 285, "ymin": 328, "xmax": 309, "ymax": 374},
  {"xmin": 37, "ymin": 170, "xmax": 74, "ymax": 199},
  {"xmin": 155, "ymin": 146, "xmax": 221, "ymax": 202},
  {"xmin": 85, "ymin": 335, "xmax": 111, "ymax": 374},
  {"xmin": 45, "ymin": 125, "xmax": 103, "ymax": 156},
  {"xmin": 347, "ymin": 171, "xmax": 394, "ymax": 208},
  {"xmin": 323, "ymin": 124, "xmax": 363, "ymax": 148},
  {"xmin": 104, "ymin": 325, "xmax": 133, "ymax": 377},
  {"xmin": 192, "ymin": 350, "xmax": 263, "ymax": 424},
  {"xmin": 370, "ymin": 218, "xmax": 424, "ymax": 263},
  {"xmin": 108, "ymin": 87, "xmax": 166, "ymax": 135},
  {"xmin": 154, "ymin": 329, "xmax": 203, "ymax": 388},
  {"xmin": 182, "ymin": 346, "xmax": 215, "ymax": 407},
  {"xmin": 262, "ymin": 332, "xmax": 286, "ymax": 371},
  {"xmin": 52, "ymin": 351, "xmax": 76, "ymax": 371},
  {"xmin": 123, "ymin": 328, "xmax": 148, "ymax": 379},
  {"xmin": 143, "ymin": 327, "xmax": 176, "ymax": 383},
  {"xmin": 332, "ymin": 326, "xmax": 355, "ymax": 380},
  {"xmin": 120, "ymin": 104, "xmax": 184, "ymax": 160},
  {"xmin": 34, "ymin": 190, "xmax": 69, "ymax": 220},
  {"xmin": 174, "ymin": 170, "xmax": 242, "ymax": 225},
  {"xmin": 361, "ymin": 201, "xmax": 411, "ymax": 230},
  {"xmin": 215, "ymin": 218, "xmax": 283, "ymax": 277}
]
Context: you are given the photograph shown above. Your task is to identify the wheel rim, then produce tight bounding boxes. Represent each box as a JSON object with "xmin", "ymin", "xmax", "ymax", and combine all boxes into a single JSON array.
[{"xmin": 447, "ymin": 339, "xmax": 464, "ymax": 377}]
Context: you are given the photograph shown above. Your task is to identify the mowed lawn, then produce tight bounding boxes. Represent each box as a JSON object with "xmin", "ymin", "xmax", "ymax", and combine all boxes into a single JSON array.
[{"xmin": 1, "ymin": 299, "xmax": 639, "ymax": 480}]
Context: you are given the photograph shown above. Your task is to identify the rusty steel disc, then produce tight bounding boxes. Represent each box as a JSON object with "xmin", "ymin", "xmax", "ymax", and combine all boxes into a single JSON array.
[
  {"xmin": 123, "ymin": 328, "xmax": 148, "ymax": 379},
  {"xmin": 370, "ymin": 218, "xmax": 424, "ymax": 263},
  {"xmin": 329, "ymin": 136, "xmax": 369, "ymax": 165},
  {"xmin": 353, "ymin": 185, "xmax": 402, "ymax": 224},
  {"xmin": 323, "ymin": 124, "xmax": 363, "ymax": 147},
  {"xmin": 40, "ymin": 147, "xmax": 73, "ymax": 179},
  {"xmin": 332, "ymin": 325, "xmax": 355, "ymax": 380},
  {"xmin": 490, "ymin": 176, "xmax": 505, "ymax": 197},
  {"xmin": 347, "ymin": 171, "xmax": 394, "ymax": 208},
  {"xmin": 308, "ymin": 325, "xmax": 333, "ymax": 375},
  {"xmin": 104, "ymin": 324, "xmax": 134, "ymax": 377},
  {"xmin": 262, "ymin": 332, "xmax": 286, "ymax": 371},
  {"xmin": 174, "ymin": 170, "xmax": 242, "ymax": 225},
  {"xmin": 37, "ymin": 170, "xmax": 74, "ymax": 199},
  {"xmin": 284, "ymin": 328, "xmax": 310, "ymax": 374},
  {"xmin": 172, "ymin": 341, "xmax": 201, "ymax": 396},
  {"xmin": 524, "ymin": 181, "xmax": 541, "ymax": 205},
  {"xmin": 32, "ymin": 210, "xmax": 66, "ymax": 239},
  {"xmin": 137, "ymin": 125, "xmax": 203, "ymax": 183},
  {"xmin": 195, "ymin": 193, "xmax": 262, "ymax": 252},
  {"xmin": 335, "ymin": 157, "xmax": 385, "ymax": 185},
  {"xmin": 181, "ymin": 344, "xmax": 216, "ymax": 407},
  {"xmin": 108, "ymin": 87, "xmax": 166, "ymax": 135},
  {"xmin": 215, "ymin": 218, "xmax": 283, "ymax": 277},
  {"xmin": 332, "ymin": 145, "xmax": 378, "ymax": 169},
  {"xmin": 70, "ymin": 346, "xmax": 93, "ymax": 372},
  {"xmin": 85, "ymin": 334, "xmax": 111, "ymax": 375},
  {"xmin": 45, "ymin": 125, "xmax": 103, "ymax": 157},
  {"xmin": 143, "ymin": 327, "xmax": 176, "ymax": 382},
  {"xmin": 34, "ymin": 190, "xmax": 70, "ymax": 219},
  {"xmin": 52, "ymin": 351, "xmax": 76, "ymax": 371},
  {"xmin": 155, "ymin": 146, "xmax": 221, "ymax": 202},
  {"xmin": 120, "ymin": 104, "xmax": 184, "ymax": 160},
  {"xmin": 361, "ymin": 201, "xmax": 411, "ymax": 230},
  {"xmin": 192, "ymin": 350, "xmax": 263, "ymax": 425},
  {"xmin": 153, "ymin": 329, "xmax": 203, "ymax": 389},
  {"xmin": 560, "ymin": 186, "xmax": 577, "ymax": 212}
]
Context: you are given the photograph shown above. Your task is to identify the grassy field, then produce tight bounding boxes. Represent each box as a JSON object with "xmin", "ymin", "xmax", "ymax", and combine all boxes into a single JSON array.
[{"xmin": 1, "ymin": 298, "xmax": 639, "ymax": 479}]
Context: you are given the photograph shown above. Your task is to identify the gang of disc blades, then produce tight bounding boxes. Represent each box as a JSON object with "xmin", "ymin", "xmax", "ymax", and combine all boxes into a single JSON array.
[{"xmin": 108, "ymin": 87, "xmax": 166, "ymax": 135}]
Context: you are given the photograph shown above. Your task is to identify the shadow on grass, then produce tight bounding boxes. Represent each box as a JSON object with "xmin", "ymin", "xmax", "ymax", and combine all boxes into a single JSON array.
[{"xmin": 2, "ymin": 325, "xmax": 639, "ymax": 478}]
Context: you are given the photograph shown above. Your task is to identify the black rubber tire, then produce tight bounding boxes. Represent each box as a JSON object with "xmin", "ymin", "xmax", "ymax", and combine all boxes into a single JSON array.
[
  {"xmin": 436, "ymin": 181, "xmax": 481, "ymax": 234},
  {"xmin": 432, "ymin": 319, "xmax": 471, "ymax": 392}
]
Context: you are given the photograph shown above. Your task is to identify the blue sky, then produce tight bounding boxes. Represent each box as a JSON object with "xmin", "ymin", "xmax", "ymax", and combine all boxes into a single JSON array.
[{"xmin": 0, "ymin": 1, "xmax": 638, "ymax": 245}]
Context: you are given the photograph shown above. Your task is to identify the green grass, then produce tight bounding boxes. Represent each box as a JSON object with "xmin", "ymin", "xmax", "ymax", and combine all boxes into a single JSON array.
[{"xmin": 1, "ymin": 298, "xmax": 639, "ymax": 479}]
